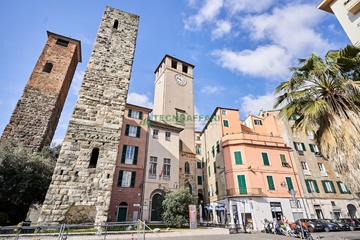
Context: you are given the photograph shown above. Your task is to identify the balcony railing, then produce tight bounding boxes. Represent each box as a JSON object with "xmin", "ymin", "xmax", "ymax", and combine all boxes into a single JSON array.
[
  {"xmin": 226, "ymin": 188, "xmax": 263, "ymax": 197},
  {"xmin": 345, "ymin": 0, "xmax": 360, "ymax": 14}
]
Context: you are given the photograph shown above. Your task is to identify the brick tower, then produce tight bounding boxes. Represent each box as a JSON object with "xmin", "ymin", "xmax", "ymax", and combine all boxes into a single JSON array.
[
  {"xmin": 1, "ymin": 32, "xmax": 81, "ymax": 152},
  {"xmin": 38, "ymin": 7, "xmax": 139, "ymax": 224}
]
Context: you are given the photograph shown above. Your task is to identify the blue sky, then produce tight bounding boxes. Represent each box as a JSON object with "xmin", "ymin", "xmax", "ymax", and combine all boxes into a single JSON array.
[{"xmin": 0, "ymin": 0, "xmax": 351, "ymax": 144}]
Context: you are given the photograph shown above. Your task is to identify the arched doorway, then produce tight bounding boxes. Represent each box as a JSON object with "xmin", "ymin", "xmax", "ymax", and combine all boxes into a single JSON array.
[
  {"xmin": 117, "ymin": 202, "xmax": 128, "ymax": 222},
  {"xmin": 347, "ymin": 204, "xmax": 358, "ymax": 218},
  {"xmin": 151, "ymin": 193, "xmax": 164, "ymax": 221},
  {"xmin": 185, "ymin": 182, "xmax": 192, "ymax": 195}
]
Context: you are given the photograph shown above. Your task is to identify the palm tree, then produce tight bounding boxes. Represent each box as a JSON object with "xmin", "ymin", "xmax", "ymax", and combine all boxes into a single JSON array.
[{"xmin": 274, "ymin": 44, "xmax": 360, "ymax": 193}]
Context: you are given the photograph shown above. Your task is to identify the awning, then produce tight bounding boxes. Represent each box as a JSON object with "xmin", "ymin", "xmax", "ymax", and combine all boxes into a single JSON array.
[
  {"xmin": 215, "ymin": 205, "xmax": 226, "ymax": 211},
  {"xmin": 205, "ymin": 205, "xmax": 213, "ymax": 210}
]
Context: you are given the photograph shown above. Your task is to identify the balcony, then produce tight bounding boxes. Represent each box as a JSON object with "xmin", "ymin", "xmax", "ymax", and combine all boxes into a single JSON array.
[
  {"xmin": 345, "ymin": 0, "xmax": 360, "ymax": 14},
  {"xmin": 282, "ymin": 162, "xmax": 291, "ymax": 168},
  {"xmin": 226, "ymin": 188, "xmax": 263, "ymax": 197}
]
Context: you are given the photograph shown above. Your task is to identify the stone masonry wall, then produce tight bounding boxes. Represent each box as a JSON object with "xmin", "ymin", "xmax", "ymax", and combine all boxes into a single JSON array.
[
  {"xmin": 1, "ymin": 33, "xmax": 81, "ymax": 152},
  {"xmin": 38, "ymin": 7, "xmax": 139, "ymax": 224}
]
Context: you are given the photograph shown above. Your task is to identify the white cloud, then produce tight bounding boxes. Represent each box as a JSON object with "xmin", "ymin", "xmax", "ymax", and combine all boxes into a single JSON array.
[
  {"xmin": 212, "ymin": 20, "xmax": 231, "ymax": 39},
  {"xmin": 224, "ymin": 0, "xmax": 273, "ymax": 15},
  {"xmin": 212, "ymin": 45, "xmax": 291, "ymax": 79},
  {"xmin": 184, "ymin": 0, "xmax": 224, "ymax": 30},
  {"xmin": 239, "ymin": 92, "xmax": 276, "ymax": 117},
  {"xmin": 71, "ymin": 70, "xmax": 85, "ymax": 95},
  {"xmin": 127, "ymin": 92, "xmax": 153, "ymax": 109},
  {"xmin": 201, "ymin": 85, "xmax": 225, "ymax": 94}
]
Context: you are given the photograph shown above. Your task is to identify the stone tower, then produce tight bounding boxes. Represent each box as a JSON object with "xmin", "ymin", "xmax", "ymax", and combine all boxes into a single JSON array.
[
  {"xmin": 38, "ymin": 7, "xmax": 139, "ymax": 224},
  {"xmin": 1, "ymin": 32, "xmax": 81, "ymax": 152}
]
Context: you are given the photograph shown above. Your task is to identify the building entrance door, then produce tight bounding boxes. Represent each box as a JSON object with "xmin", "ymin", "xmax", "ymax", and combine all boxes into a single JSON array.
[
  {"xmin": 117, "ymin": 207, "xmax": 128, "ymax": 222},
  {"xmin": 151, "ymin": 193, "xmax": 164, "ymax": 221}
]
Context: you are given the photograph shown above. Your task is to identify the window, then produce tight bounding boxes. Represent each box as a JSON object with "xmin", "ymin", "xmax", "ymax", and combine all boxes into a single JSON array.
[
  {"xmin": 176, "ymin": 110, "xmax": 185, "ymax": 125},
  {"xmin": 305, "ymin": 180, "xmax": 320, "ymax": 193},
  {"xmin": 179, "ymin": 140, "xmax": 183, "ymax": 151},
  {"xmin": 337, "ymin": 181, "xmax": 350, "ymax": 194},
  {"xmin": 128, "ymin": 109, "xmax": 143, "ymax": 119},
  {"xmin": 121, "ymin": 145, "xmax": 138, "ymax": 165},
  {"xmin": 307, "ymin": 131, "xmax": 314, "ymax": 140},
  {"xmin": 222, "ymin": 110, "xmax": 227, "ymax": 115},
  {"xmin": 322, "ymin": 180, "xmax": 336, "ymax": 193},
  {"xmin": 43, "ymin": 62, "xmax": 53, "ymax": 73},
  {"xmin": 206, "ymin": 151, "xmax": 209, "ymax": 162},
  {"xmin": 280, "ymin": 154, "xmax": 289, "ymax": 167},
  {"xmin": 213, "ymin": 162, "xmax": 217, "ymax": 173},
  {"xmin": 267, "ymin": 176, "xmax": 275, "ymax": 190},
  {"xmin": 196, "ymin": 135, "xmax": 200, "ymax": 140},
  {"xmin": 185, "ymin": 162, "xmax": 190, "ymax": 174},
  {"xmin": 301, "ymin": 161, "xmax": 309, "ymax": 170},
  {"xmin": 208, "ymin": 185, "xmax": 213, "ymax": 197},
  {"xmin": 113, "ymin": 20, "xmax": 119, "ymax": 29},
  {"xmin": 197, "ymin": 162, "xmax": 202, "ymax": 169},
  {"xmin": 234, "ymin": 151, "xmax": 243, "ymax": 165},
  {"xmin": 208, "ymin": 166, "xmax": 211, "ymax": 177},
  {"xmin": 216, "ymin": 140, "xmax": 220, "ymax": 153},
  {"xmin": 289, "ymin": 200, "xmax": 301, "ymax": 208},
  {"xmin": 196, "ymin": 144, "xmax": 202, "ymax": 155},
  {"xmin": 237, "ymin": 175, "xmax": 247, "ymax": 194},
  {"xmin": 293, "ymin": 142, "xmax": 306, "ymax": 151},
  {"xmin": 117, "ymin": 170, "xmax": 136, "ymax": 188},
  {"xmin": 254, "ymin": 119, "xmax": 262, "ymax": 125},
  {"xmin": 215, "ymin": 181, "xmax": 219, "ymax": 195},
  {"xmin": 285, "ymin": 177, "xmax": 294, "ymax": 191},
  {"xmin": 182, "ymin": 64, "xmax": 188, "ymax": 73},
  {"xmin": 212, "ymin": 146, "xmax": 215, "ymax": 158},
  {"xmin": 89, "ymin": 148, "xmax": 99, "ymax": 168},
  {"xmin": 125, "ymin": 125, "xmax": 141, "ymax": 138},
  {"xmin": 165, "ymin": 132, "xmax": 171, "ymax": 141},
  {"xmin": 262, "ymin": 152, "xmax": 270, "ymax": 166},
  {"xmin": 163, "ymin": 158, "xmax": 171, "ymax": 179},
  {"xmin": 56, "ymin": 38, "xmax": 69, "ymax": 47},
  {"xmin": 318, "ymin": 163, "xmax": 326, "ymax": 172},
  {"xmin": 197, "ymin": 176, "xmax": 203, "ymax": 185},
  {"xmin": 171, "ymin": 60, "xmax": 177, "ymax": 69},
  {"xmin": 153, "ymin": 129, "xmax": 159, "ymax": 139},
  {"xmin": 149, "ymin": 156, "xmax": 157, "ymax": 178},
  {"xmin": 223, "ymin": 120, "xmax": 229, "ymax": 127}
]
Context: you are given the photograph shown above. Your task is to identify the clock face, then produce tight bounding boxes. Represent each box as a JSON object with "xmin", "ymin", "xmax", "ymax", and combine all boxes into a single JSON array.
[{"xmin": 174, "ymin": 74, "xmax": 186, "ymax": 86}]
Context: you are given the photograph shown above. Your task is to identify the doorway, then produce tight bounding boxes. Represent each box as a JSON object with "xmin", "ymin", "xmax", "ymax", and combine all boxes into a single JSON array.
[
  {"xmin": 117, "ymin": 202, "xmax": 128, "ymax": 222},
  {"xmin": 347, "ymin": 204, "xmax": 358, "ymax": 218},
  {"xmin": 151, "ymin": 193, "xmax": 164, "ymax": 221}
]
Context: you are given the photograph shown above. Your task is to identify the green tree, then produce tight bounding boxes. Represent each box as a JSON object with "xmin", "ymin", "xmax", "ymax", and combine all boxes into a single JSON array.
[
  {"xmin": 274, "ymin": 44, "xmax": 360, "ymax": 193},
  {"xmin": 0, "ymin": 139, "xmax": 57, "ymax": 224},
  {"xmin": 162, "ymin": 187, "xmax": 196, "ymax": 227}
]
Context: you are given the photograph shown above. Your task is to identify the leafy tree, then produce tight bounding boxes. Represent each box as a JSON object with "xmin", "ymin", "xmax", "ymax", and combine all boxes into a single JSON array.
[
  {"xmin": 162, "ymin": 187, "xmax": 196, "ymax": 227},
  {"xmin": 0, "ymin": 139, "xmax": 57, "ymax": 224},
  {"xmin": 274, "ymin": 44, "xmax": 360, "ymax": 193}
]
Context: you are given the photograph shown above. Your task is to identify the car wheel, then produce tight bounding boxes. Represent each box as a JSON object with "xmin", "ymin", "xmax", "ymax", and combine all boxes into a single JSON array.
[
  {"xmin": 324, "ymin": 227, "xmax": 330, "ymax": 232},
  {"xmin": 350, "ymin": 226, "xmax": 355, "ymax": 231},
  {"xmin": 308, "ymin": 226, "xmax": 315, "ymax": 232}
]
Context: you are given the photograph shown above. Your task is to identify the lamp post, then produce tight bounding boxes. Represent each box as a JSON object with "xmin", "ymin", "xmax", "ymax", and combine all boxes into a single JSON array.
[{"xmin": 290, "ymin": 189, "xmax": 304, "ymax": 239}]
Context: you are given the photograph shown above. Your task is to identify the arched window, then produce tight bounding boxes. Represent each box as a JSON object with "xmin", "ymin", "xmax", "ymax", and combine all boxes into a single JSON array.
[
  {"xmin": 89, "ymin": 148, "xmax": 99, "ymax": 168},
  {"xmin": 43, "ymin": 62, "xmax": 53, "ymax": 73},
  {"xmin": 185, "ymin": 161, "xmax": 190, "ymax": 174},
  {"xmin": 113, "ymin": 20, "xmax": 119, "ymax": 29}
]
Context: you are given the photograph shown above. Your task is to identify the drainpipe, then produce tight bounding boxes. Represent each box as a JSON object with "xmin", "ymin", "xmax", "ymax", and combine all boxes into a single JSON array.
[{"xmin": 140, "ymin": 119, "xmax": 150, "ymax": 221}]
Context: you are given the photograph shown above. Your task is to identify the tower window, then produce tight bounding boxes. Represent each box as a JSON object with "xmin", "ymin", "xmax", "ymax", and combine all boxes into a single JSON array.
[
  {"xmin": 182, "ymin": 64, "xmax": 188, "ymax": 73},
  {"xmin": 171, "ymin": 60, "xmax": 177, "ymax": 69},
  {"xmin": 113, "ymin": 20, "xmax": 119, "ymax": 29},
  {"xmin": 43, "ymin": 62, "xmax": 53, "ymax": 73},
  {"xmin": 89, "ymin": 147, "xmax": 99, "ymax": 168},
  {"xmin": 56, "ymin": 38, "xmax": 69, "ymax": 47}
]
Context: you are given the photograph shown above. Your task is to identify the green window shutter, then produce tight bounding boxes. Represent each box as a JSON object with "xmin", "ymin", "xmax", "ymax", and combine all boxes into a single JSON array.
[
  {"xmin": 139, "ymin": 111, "xmax": 143, "ymax": 120},
  {"xmin": 212, "ymin": 146, "xmax": 215, "ymax": 157},
  {"xmin": 285, "ymin": 177, "xmax": 294, "ymax": 191},
  {"xmin": 309, "ymin": 144, "xmax": 315, "ymax": 152},
  {"xmin": 237, "ymin": 175, "xmax": 247, "ymax": 194},
  {"xmin": 313, "ymin": 180, "xmax": 320, "ymax": 193},
  {"xmin": 136, "ymin": 126, "xmax": 141, "ymax": 138},
  {"xmin": 267, "ymin": 176, "xmax": 275, "ymax": 190},
  {"xmin": 330, "ymin": 181, "xmax": 336, "ymax": 193},
  {"xmin": 128, "ymin": 109, "xmax": 132, "ymax": 117},
  {"xmin": 133, "ymin": 147, "xmax": 138, "ymax": 165},
  {"xmin": 213, "ymin": 162, "xmax": 217, "ymax": 173},
  {"xmin": 130, "ymin": 172, "xmax": 136, "ymax": 188},
  {"xmin": 121, "ymin": 145, "xmax": 127, "ymax": 164},
  {"xmin": 215, "ymin": 182, "xmax": 219, "ymax": 195},
  {"xmin": 208, "ymin": 166, "xmax": 211, "ymax": 178},
  {"xmin": 262, "ymin": 152, "xmax": 270, "ymax": 166},
  {"xmin": 125, "ymin": 125, "xmax": 130, "ymax": 136},
  {"xmin": 305, "ymin": 180, "xmax": 312, "ymax": 193},
  {"xmin": 117, "ymin": 170, "xmax": 124, "ymax": 186},
  {"xmin": 223, "ymin": 120, "xmax": 229, "ymax": 127},
  {"xmin": 301, "ymin": 143, "xmax": 306, "ymax": 151},
  {"xmin": 337, "ymin": 181, "xmax": 344, "ymax": 194},
  {"xmin": 197, "ymin": 176, "xmax": 202, "ymax": 185},
  {"xmin": 234, "ymin": 151, "xmax": 243, "ymax": 165},
  {"xmin": 293, "ymin": 142, "xmax": 298, "ymax": 151},
  {"xmin": 322, "ymin": 180, "xmax": 329, "ymax": 193},
  {"xmin": 291, "ymin": 114, "xmax": 297, "ymax": 120}
]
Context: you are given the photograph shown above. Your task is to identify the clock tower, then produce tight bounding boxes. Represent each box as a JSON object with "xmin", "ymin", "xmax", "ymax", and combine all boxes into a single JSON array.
[{"xmin": 153, "ymin": 55, "xmax": 197, "ymax": 193}]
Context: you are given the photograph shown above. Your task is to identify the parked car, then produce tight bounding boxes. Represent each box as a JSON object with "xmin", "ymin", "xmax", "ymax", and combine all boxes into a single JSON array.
[
  {"xmin": 339, "ymin": 218, "xmax": 360, "ymax": 231},
  {"xmin": 297, "ymin": 219, "xmax": 323, "ymax": 232},
  {"xmin": 315, "ymin": 219, "xmax": 341, "ymax": 232},
  {"xmin": 332, "ymin": 219, "xmax": 354, "ymax": 231}
]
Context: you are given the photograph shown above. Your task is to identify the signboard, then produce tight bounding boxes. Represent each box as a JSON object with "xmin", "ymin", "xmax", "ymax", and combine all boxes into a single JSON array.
[
  {"xmin": 189, "ymin": 204, "xmax": 197, "ymax": 229},
  {"xmin": 133, "ymin": 204, "xmax": 140, "ymax": 207}
]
